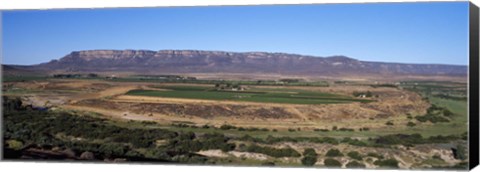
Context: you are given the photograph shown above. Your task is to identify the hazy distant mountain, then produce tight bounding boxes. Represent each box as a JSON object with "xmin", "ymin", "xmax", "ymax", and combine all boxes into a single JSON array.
[{"xmin": 12, "ymin": 50, "xmax": 468, "ymax": 77}]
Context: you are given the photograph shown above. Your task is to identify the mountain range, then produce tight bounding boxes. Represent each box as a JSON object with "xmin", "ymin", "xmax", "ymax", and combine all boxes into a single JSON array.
[{"xmin": 4, "ymin": 50, "xmax": 468, "ymax": 78}]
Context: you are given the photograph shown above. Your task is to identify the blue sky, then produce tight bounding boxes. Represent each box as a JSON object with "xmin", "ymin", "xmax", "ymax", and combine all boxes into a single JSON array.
[{"xmin": 2, "ymin": 2, "xmax": 469, "ymax": 65}]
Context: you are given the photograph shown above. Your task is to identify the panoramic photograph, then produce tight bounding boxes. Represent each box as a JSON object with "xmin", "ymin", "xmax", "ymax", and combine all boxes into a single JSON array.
[{"xmin": 1, "ymin": 2, "xmax": 471, "ymax": 170}]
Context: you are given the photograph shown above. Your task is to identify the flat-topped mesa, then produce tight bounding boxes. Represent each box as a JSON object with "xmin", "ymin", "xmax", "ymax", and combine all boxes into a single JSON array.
[{"xmin": 34, "ymin": 49, "xmax": 467, "ymax": 77}]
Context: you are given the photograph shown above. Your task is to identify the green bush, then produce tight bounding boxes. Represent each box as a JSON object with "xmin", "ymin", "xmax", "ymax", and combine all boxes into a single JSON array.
[
  {"xmin": 220, "ymin": 124, "xmax": 236, "ymax": 130},
  {"xmin": 415, "ymin": 114, "xmax": 450, "ymax": 123},
  {"xmin": 301, "ymin": 148, "xmax": 318, "ymax": 166},
  {"xmin": 442, "ymin": 109, "xmax": 455, "ymax": 117},
  {"xmin": 347, "ymin": 151, "xmax": 362, "ymax": 160},
  {"xmin": 326, "ymin": 149, "xmax": 343, "ymax": 157},
  {"xmin": 324, "ymin": 158, "xmax": 342, "ymax": 167},
  {"xmin": 454, "ymin": 144, "xmax": 467, "ymax": 160},
  {"xmin": 338, "ymin": 128, "xmax": 355, "ymax": 132},
  {"xmin": 244, "ymin": 144, "xmax": 300, "ymax": 158},
  {"xmin": 406, "ymin": 122, "xmax": 416, "ymax": 127},
  {"xmin": 374, "ymin": 134, "xmax": 423, "ymax": 145},
  {"xmin": 374, "ymin": 158, "xmax": 399, "ymax": 168},
  {"xmin": 359, "ymin": 127, "xmax": 369, "ymax": 131},
  {"xmin": 301, "ymin": 156, "xmax": 317, "ymax": 166},
  {"xmin": 341, "ymin": 138, "xmax": 368, "ymax": 146},
  {"xmin": 374, "ymin": 133, "xmax": 462, "ymax": 146},
  {"xmin": 406, "ymin": 113, "xmax": 412, "ymax": 118},
  {"xmin": 346, "ymin": 161, "xmax": 366, "ymax": 168},
  {"xmin": 303, "ymin": 148, "xmax": 318, "ymax": 157},
  {"xmin": 367, "ymin": 152, "xmax": 384, "ymax": 159}
]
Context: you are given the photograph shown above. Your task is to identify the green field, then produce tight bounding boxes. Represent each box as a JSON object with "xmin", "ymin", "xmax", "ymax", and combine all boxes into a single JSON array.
[
  {"xmin": 398, "ymin": 81, "xmax": 468, "ymax": 136},
  {"xmin": 2, "ymin": 75, "xmax": 49, "ymax": 82},
  {"xmin": 126, "ymin": 85, "xmax": 371, "ymax": 104}
]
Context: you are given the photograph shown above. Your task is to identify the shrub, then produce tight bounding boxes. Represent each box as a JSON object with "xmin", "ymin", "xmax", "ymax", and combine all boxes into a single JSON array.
[
  {"xmin": 338, "ymin": 128, "xmax": 355, "ymax": 132},
  {"xmin": 303, "ymin": 148, "xmax": 318, "ymax": 157},
  {"xmin": 453, "ymin": 144, "xmax": 467, "ymax": 160},
  {"xmin": 324, "ymin": 158, "xmax": 342, "ymax": 167},
  {"xmin": 237, "ymin": 144, "xmax": 247, "ymax": 152},
  {"xmin": 367, "ymin": 152, "xmax": 384, "ymax": 159},
  {"xmin": 365, "ymin": 157, "xmax": 373, "ymax": 163},
  {"xmin": 244, "ymin": 144, "xmax": 300, "ymax": 158},
  {"xmin": 346, "ymin": 161, "xmax": 366, "ymax": 168},
  {"xmin": 406, "ymin": 122, "xmax": 416, "ymax": 127},
  {"xmin": 442, "ymin": 109, "xmax": 455, "ymax": 117},
  {"xmin": 415, "ymin": 114, "xmax": 450, "ymax": 123},
  {"xmin": 359, "ymin": 127, "xmax": 369, "ymax": 131},
  {"xmin": 347, "ymin": 151, "xmax": 363, "ymax": 160},
  {"xmin": 220, "ymin": 124, "xmax": 236, "ymax": 130},
  {"xmin": 326, "ymin": 149, "xmax": 343, "ymax": 157},
  {"xmin": 246, "ymin": 127, "xmax": 260, "ymax": 131},
  {"xmin": 314, "ymin": 128, "xmax": 330, "ymax": 132},
  {"xmin": 341, "ymin": 138, "xmax": 368, "ymax": 146},
  {"xmin": 374, "ymin": 158, "xmax": 399, "ymax": 168},
  {"xmin": 301, "ymin": 156, "xmax": 317, "ymax": 166},
  {"xmin": 374, "ymin": 133, "xmax": 424, "ymax": 145}
]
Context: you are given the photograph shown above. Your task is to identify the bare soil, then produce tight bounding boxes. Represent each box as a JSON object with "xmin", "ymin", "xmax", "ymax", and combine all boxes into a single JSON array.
[{"xmin": 5, "ymin": 79, "xmax": 430, "ymax": 129}]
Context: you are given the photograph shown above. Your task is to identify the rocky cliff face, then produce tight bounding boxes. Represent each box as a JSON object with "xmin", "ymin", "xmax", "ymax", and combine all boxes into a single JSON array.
[{"xmin": 32, "ymin": 50, "xmax": 467, "ymax": 77}]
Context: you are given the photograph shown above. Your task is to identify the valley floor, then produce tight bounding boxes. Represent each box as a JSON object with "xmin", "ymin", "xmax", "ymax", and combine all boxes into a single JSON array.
[{"xmin": 2, "ymin": 76, "xmax": 469, "ymax": 169}]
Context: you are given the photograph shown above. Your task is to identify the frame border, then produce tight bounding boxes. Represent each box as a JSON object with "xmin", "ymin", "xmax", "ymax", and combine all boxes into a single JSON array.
[{"xmin": 469, "ymin": 1, "xmax": 479, "ymax": 170}]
